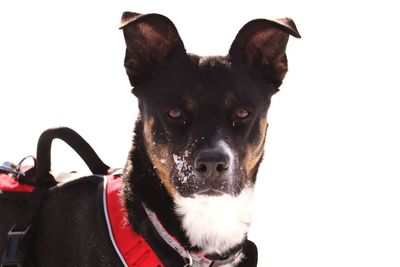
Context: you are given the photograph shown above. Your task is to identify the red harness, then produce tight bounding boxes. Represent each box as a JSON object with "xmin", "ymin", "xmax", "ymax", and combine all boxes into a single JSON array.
[
  {"xmin": 0, "ymin": 173, "xmax": 164, "ymax": 267},
  {"xmin": 0, "ymin": 164, "xmax": 35, "ymax": 192},
  {"xmin": 1, "ymin": 173, "xmax": 243, "ymax": 267},
  {"xmin": 1, "ymin": 171, "xmax": 237, "ymax": 267},
  {"xmin": 103, "ymin": 175, "xmax": 164, "ymax": 267},
  {"xmin": 104, "ymin": 176, "xmax": 225, "ymax": 267}
]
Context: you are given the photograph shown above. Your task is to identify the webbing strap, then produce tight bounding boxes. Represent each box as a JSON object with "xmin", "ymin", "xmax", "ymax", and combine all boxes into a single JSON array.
[{"xmin": 103, "ymin": 175, "xmax": 164, "ymax": 267}]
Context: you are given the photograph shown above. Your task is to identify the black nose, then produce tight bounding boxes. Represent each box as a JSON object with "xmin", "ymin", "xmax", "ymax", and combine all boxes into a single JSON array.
[{"xmin": 194, "ymin": 150, "xmax": 230, "ymax": 179}]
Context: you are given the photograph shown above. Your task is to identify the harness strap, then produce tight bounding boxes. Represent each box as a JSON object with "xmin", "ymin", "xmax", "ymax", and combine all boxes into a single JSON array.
[
  {"xmin": 103, "ymin": 175, "xmax": 164, "ymax": 267},
  {"xmin": 36, "ymin": 127, "xmax": 110, "ymax": 184},
  {"xmin": 1, "ymin": 185, "xmax": 49, "ymax": 267}
]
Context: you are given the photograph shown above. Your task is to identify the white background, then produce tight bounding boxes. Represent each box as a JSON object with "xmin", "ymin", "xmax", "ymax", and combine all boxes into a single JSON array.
[{"xmin": 1, "ymin": 0, "xmax": 400, "ymax": 266}]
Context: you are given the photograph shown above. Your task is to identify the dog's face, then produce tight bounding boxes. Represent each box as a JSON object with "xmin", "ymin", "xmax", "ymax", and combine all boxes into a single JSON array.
[
  {"xmin": 121, "ymin": 13, "xmax": 300, "ymax": 199},
  {"xmin": 136, "ymin": 55, "xmax": 274, "ymax": 199}
]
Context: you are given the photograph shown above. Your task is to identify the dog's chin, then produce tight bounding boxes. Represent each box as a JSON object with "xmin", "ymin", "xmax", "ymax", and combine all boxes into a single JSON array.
[{"xmin": 174, "ymin": 186, "xmax": 254, "ymax": 255}]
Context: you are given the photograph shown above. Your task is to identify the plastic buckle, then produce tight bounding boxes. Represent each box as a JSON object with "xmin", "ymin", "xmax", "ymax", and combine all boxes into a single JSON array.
[
  {"xmin": 1, "ymin": 224, "xmax": 31, "ymax": 267},
  {"xmin": 0, "ymin": 156, "xmax": 35, "ymax": 182},
  {"xmin": 0, "ymin": 162, "xmax": 18, "ymax": 175}
]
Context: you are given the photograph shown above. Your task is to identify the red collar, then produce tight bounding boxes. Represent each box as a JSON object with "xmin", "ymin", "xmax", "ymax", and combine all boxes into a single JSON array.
[{"xmin": 103, "ymin": 175, "xmax": 164, "ymax": 267}]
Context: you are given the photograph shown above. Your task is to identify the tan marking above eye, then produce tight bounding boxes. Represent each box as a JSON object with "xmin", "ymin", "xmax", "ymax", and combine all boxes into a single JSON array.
[
  {"xmin": 182, "ymin": 96, "xmax": 195, "ymax": 112},
  {"xmin": 224, "ymin": 92, "xmax": 237, "ymax": 108},
  {"xmin": 167, "ymin": 108, "xmax": 182, "ymax": 119}
]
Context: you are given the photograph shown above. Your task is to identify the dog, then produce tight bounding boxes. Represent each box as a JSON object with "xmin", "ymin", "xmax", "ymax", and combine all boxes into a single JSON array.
[{"xmin": 2, "ymin": 12, "xmax": 300, "ymax": 267}]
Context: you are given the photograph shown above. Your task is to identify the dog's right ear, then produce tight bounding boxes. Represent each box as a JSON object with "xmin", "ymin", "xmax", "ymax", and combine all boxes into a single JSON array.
[
  {"xmin": 229, "ymin": 18, "xmax": 301, "ymax": 92},
  {"xmin": 120, "ymin": 12, "xmax": 185, "ymax": 88}
]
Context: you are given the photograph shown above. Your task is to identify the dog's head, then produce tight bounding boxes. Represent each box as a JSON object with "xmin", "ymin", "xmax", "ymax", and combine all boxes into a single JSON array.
[{"xmin": 120, "ymin": 12, "xmax": 300, "ymax": 199}]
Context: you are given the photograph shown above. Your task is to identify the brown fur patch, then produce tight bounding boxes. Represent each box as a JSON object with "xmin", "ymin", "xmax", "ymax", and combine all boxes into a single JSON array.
[
  {"xmin": 246, "ymin": 30, "xmax": 288, "ymax": 65},
  {"xmin": 246, "ymin": 30, "xmax": 289, "ymax": 85},
  {"xmin": 182, "ymin": 96, "xmax": 195, "ymax": 112},
  {"xmin": 143, "ymin": 116, "xmax": 177, "ymax": 196},
  {"xmin": 138, "ymin": 24, "xmax": 175, "ymax": 61},
  {"xmin": 244, "ymin": 117, "xmax": 268, "ymax": 181}
]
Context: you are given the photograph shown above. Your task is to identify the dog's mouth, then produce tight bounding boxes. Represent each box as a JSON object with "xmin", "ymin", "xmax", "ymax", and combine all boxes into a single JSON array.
[{"xmin": 170, "ymin": 165, "xmax": 242, "ymax": 198}]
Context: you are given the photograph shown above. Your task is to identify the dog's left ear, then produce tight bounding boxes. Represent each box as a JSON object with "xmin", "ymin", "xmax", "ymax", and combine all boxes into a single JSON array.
[
  {"xmin": 229, "ymin": 18, "xmax": 301, "ymax": 91},
  {"xmin": 120, "ymin": 12, "xmax": 185, "ymax": 88}
]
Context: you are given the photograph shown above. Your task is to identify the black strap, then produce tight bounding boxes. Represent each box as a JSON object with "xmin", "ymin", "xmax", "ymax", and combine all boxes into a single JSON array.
[
  {"xmin": 35, "ymin": 127, "xmax": 110, "ymax": 184},
  {"xmin": 237, "ymin": 240, "xmax": 258, "ymax": 267},
  {"xmin": 1, "ymin": 186, "xmax": 48, "ymax": 267}
]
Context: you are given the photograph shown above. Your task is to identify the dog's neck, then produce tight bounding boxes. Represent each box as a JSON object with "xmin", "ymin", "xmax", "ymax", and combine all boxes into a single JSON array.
[
  {"xmin": 122, "ymin": 120, "xmax": 189, "ymax": 244},
  {"xmin": 122, "ymin": 119, "xmax": 252, "ymax": 263}
]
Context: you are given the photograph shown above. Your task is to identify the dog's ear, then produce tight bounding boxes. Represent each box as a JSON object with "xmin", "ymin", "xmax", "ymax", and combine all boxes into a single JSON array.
[
  {"xmin": 229, "ymin": 18, "xmax": 300, "ymax": 92},
  {"xmin": 120, "ymin": 12, "xmax": 185, "ymax": 87}
]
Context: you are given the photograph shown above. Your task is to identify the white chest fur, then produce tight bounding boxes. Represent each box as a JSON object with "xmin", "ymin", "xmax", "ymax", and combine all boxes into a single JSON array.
[{"xmin": 174, "ymin": 186, "xmax": 254, "ymax": 256}]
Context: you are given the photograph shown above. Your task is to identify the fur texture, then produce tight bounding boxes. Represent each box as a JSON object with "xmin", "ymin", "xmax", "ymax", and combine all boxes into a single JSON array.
[{"xmin": 175, "ymin": 186, "xmax": 254, "ymax": 255}]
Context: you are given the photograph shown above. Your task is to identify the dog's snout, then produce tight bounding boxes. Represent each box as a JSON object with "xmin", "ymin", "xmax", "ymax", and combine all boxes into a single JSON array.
[{"xmin": 194, "ymin": 150, "xmax": 230, "ymax": 179}]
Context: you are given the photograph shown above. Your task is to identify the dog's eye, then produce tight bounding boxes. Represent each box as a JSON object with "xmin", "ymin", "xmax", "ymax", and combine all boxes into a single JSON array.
[
  {"xmin": 167, "ymin": 108, "xmax": 182, "ymax": 119},
  {"xmin": 235, "ymin": 108, "xmax": 250, "ymax": 119}
]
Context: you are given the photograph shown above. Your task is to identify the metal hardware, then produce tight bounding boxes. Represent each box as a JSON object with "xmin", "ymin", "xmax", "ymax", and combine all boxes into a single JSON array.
[
  {"xmin": 183, "ymin": 253, "xmax": 193, "ymax": 267},
  {"xmin": 0, "ymin": 156, "xmax": 36, "ymax": 181},
  {"xmin": 0, "ymin": 162, "xmax": 18, "ymax": 175}
]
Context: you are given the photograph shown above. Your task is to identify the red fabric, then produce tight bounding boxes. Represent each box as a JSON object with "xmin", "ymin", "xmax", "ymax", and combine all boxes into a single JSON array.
[
  {"xmin": 106, "ymin": 175, "xmax": 164, "ymax": 267},
  {"xmin": 0, "ymin": 173, "xmax": 35, "ymax": 192}
]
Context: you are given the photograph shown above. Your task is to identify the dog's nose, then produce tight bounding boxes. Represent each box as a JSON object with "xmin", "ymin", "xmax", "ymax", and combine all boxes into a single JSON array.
[{"xmin": 194, "ymin": 150, "xmax": 230, "ymax": 179}]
